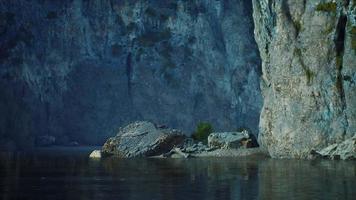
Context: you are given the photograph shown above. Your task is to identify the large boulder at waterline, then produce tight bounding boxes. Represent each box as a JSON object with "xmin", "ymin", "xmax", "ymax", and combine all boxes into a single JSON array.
[
  {"xmin": 208, "ymin": 130, "xmax": 256, "ymax": 149},
  {"xmin": 101, "ymin": 121, "xmax": 185, "ymax": 158}
]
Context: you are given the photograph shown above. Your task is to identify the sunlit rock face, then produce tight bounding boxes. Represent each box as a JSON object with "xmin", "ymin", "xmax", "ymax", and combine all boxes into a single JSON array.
[
  {"xmin": 253, "ymin": 0, "xmax": 356, "ymax": 158},
  {"xmin": 0, "ymin": 0, "xmax": 261, "ymax": 148}
]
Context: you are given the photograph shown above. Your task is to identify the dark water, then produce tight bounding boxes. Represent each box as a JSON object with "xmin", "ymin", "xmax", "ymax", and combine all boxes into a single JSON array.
[{"xmin": 0, "ymin": 147, "xmax": 355, "ymax": 200}]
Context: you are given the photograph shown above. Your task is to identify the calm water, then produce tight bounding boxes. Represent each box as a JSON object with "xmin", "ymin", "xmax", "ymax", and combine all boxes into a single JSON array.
[{"xmin": 0, "ymin": 147, "xmax": 355, "ymax": 200}]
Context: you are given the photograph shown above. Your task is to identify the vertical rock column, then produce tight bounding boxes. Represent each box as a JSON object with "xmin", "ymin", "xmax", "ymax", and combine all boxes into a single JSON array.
[{"xmin": 252, "ymin": 0, "xmax": 356, "ymax": 158}]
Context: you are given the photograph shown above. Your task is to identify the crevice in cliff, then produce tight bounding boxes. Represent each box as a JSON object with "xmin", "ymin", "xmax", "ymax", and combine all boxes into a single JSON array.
[
  {"xmin": 260, "ymin": 0, "xmax": 276, "ymax": 59},
  {"xmin": 282, "ymin": 1, "xmax": 302, "ymax": 38},
  {"xmin": 266, "ymin": 0, "xmax": 276, "ymax": 39},
  {"xmin": 334, "ymin": 14, "xmax": 347, "ymax": 112},
  {"xmin": 344, "ymin": 0, "xmax": 350, "ymax": 7}
]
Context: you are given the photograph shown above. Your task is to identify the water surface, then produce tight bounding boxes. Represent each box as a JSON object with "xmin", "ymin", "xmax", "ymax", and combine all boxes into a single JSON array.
[{"xmin": 0, "ymin": 147, "xmax": 355, "ymax": 200}]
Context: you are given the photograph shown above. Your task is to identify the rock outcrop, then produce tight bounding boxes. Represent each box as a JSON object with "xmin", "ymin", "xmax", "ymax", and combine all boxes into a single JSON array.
[
  {"xmin": 208, "ymin": 130, "xmax": 254, "ymax": 149},
  {"xmin": 89, "ymin": 150, "xmax": 102, "ymax": 159},
  {"xmin": 313, "ymin": 135, "xmax": 356, "ymax": 160},
  {"xmin": 101, "ymin": 121, "xmax": 185, "ymax": 158},
  {"xmin": 253, "ymin": 0, "xmax": 356, "ymax": 158},
  {"xmin": 0, "ymin": 0, "xmax": 261, "ymax": 148}
]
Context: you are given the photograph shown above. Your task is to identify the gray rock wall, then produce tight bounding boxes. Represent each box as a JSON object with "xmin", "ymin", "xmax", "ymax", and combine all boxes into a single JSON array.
[
  {"xmin": 0, "ymin": 0, "xmax": 262, "ymax": 148},
  {"xmin": 253, "ymin": 0, "xmax": 356, "ymax": 158}
]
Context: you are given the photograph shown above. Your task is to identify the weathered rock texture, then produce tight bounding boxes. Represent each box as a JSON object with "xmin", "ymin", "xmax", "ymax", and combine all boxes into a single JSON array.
[
  {"xmin": 315, "ymin": 135, "xmax": 356, "ymax": 160},
  {"xmin": 101, "ymin": 121, "xmax": 185, "ymax": 157},
  {"xmin": 253, "ymin": 0, "xmax": 356, "ymax": 158},
  {"xmin": 208, "ymin": 130, "xmax": 253, "ymax": 149},
  {"xmin": 0, "ymin": 0, "xmax": 261, "ymax": 149}
]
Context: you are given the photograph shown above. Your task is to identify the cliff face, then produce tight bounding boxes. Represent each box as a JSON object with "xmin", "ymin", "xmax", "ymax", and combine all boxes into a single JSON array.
[
  {"xmin": 253, "ymin": 0, "xmax": 356, "ymax": 158},
  {"xmin": 0, "ymin": 0, "xmax": 261, "ymax": 148}
]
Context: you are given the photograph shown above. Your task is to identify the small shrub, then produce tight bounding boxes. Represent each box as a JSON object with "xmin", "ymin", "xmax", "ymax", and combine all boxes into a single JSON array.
[
  {"xmin": 316, "ymin": 2, "xmax": 337, "ymax": 12},
  {"xmin": 191, "ymin": 122, "xmax": 213, "ymax": 143}
]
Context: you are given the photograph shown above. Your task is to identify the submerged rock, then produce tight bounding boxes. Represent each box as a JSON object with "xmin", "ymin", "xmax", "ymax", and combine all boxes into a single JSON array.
[
  {"xmin": 208, "ymin": 130, "xmax": 255, "ymax": 149},
  {"xmin": 101, "ymin": 121, "xmax": 185, "ymax": 158},
  {"xmin": 313, "ymin": 136, "xmax": 356, "ymax": 160},
  {"xmin": 89, "ymin": 150, "xmax": 102, "ymax": 159}
]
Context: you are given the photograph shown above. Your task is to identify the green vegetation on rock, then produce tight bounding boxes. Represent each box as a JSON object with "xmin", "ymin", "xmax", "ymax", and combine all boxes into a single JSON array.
[
  {"xmin": 315, "ymin": 2, "xmax": 337, "ymax": 12},
  {"xmin": 294, "ymin": 48, "xmax": 315, "ymax": 85},
  {"xmin": 294, "ymin": 20, "xmax": 302, "ymax": 35},
  {"xmin": 191, "ymin": 122, "xmax": 213, "ymax": 144}
]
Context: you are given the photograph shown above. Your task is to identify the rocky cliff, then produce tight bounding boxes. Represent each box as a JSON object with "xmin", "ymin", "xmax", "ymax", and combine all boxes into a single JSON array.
[
  {"xmin": 0, "ymin": 0, "xmax": 262, "ymax": 148},
  {"xmin": 253, "ymin": 0, "xmax": 356, "ymax": 158}
]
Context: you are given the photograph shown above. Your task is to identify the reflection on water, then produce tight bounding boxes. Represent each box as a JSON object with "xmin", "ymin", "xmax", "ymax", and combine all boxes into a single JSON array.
[{"xmin": 0, "ymin": 148, "xmax": 355, "ymax": 200}]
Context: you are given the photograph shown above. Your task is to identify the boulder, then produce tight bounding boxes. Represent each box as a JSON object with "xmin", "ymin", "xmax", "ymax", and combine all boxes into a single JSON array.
[
  {"xmin": 208, "ymin": 130, "xmax": 254, "ymax": 149},
  {"xmin": 181, "ymin": 140, "xmax": 212, "ymax": 153},
  {"xmin": 101, "ymin": 121, "xmax": 185, "ymax": 158},
  {"xmin": 313, "ymin": 136, "xmax": 356, "ymax": 160},
  {"xmin": 89, "ymin": 150, "xmax": 102, "ymax": 159}
]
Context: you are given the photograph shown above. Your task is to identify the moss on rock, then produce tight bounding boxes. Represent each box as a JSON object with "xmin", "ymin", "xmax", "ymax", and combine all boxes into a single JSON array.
[{"xmin": 315, "ymin": 2, "xmax": 337, "ymax": 12}]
